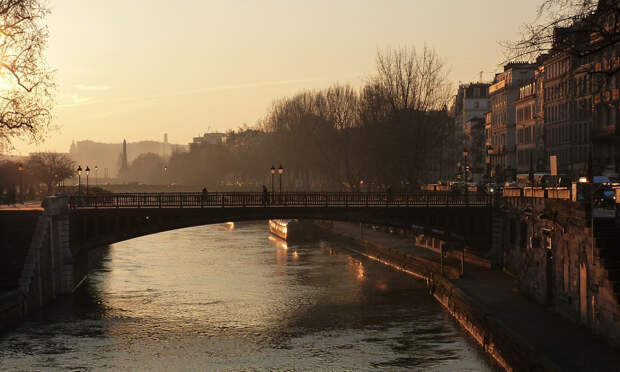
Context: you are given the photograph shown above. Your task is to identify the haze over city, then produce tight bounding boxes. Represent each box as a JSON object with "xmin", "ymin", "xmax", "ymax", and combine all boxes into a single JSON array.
[
  {"xmin": 2, "ymin": 1, "xmax": 620, "ymax": 371},
  {"xmin": 10, "ymin": 0, "xmax": 542, "ymax": 155}
]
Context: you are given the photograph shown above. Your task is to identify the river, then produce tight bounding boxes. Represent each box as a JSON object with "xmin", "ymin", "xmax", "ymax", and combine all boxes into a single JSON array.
[{"xmin": 0, "ymin": 221, "xmax": 496, "ymax": 371}]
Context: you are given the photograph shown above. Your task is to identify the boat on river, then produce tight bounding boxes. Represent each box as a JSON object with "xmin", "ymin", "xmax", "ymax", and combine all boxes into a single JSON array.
[
  {"xmin": 269, "ymin": 219, "xmax": 290, "ymax": 240},
  {"xmin": 269, "ymin": 219, "xmax": 320, "ymax": 242}
]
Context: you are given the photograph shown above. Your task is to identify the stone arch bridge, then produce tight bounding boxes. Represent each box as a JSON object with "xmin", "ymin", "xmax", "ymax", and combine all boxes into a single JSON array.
[{"xmin": 3, "ymin": 191, "xmax": 494, "ymax": 308}]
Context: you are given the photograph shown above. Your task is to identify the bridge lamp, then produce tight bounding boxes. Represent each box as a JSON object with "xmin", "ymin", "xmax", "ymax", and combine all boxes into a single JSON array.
[
  {"xmin": 270, "ymin": 165, "xmax": 275, "ymax": 192},
  {"xmin": 85, "ymin": 166, "xmax": 90, "ymax": 195},
  {"xmin": 17, "ymin": 163, "xmax": 23, "ymax": 203},
  {"xmin": 77, "ymin": 165, "xmax": 82, "ymax": 195},
  {"xmin": 94, "ymin": 165, "xmax": 98, "ymax": 186},
  {"xmin": 278, "ymin": 164, "xmax": 284, "ymax": 193}
]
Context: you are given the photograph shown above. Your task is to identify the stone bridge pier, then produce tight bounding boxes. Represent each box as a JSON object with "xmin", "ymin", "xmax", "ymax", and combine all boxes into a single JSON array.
[{"xmin": 36, "ymin": 195, "xmax": 88, "ymax": 299}]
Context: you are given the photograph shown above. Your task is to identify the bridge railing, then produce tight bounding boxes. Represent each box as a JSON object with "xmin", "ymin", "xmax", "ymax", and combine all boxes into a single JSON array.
[{"xmin": 68, "ymin": 191, "xmax": 492, "ymax": 209}]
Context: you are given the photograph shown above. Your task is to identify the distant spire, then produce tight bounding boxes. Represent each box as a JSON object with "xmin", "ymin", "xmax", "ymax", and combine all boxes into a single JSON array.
[{"xmin": 121, "ymin": 139, "xmax": 128, "ymax": 170}]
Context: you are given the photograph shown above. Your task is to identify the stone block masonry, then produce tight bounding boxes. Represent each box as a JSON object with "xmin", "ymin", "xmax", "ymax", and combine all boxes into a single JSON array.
[
  {"xmin": 502, "ymin": 198, "xmax": 620, "ymax": 348},
  {"xmin": 321, "ymin": 220, "xmax": 620, "ymax": 371}
]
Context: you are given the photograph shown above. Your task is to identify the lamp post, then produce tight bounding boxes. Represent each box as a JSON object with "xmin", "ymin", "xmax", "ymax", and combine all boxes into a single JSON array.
[
  {"xmin": 270, "ymin": 165, "xmax": 275, "ymax": 192},
  {"xmin": 95, "ymin": 165, "xmax": 99, "ymax": 186},
  {"xmin": 164, "ymin": 166, "xmax": 168, "ymax": 187},
  {"xmin": 278, "ymin": 164, "xmax": 284, "ymax": 193},
  {"xmin": 463, "ymin": 151, "xmax": 470, "ymax": 182},
  {"xmin": 85, "ymin": 166, "xmax": 90, "ymax": 195},
  {"xmin": 77, "ymin": 165, "xmax": 82, "ymax": 195},
  {"xmin": 17, "ymin": 163, "xmax": 23, "ymax": 203}
]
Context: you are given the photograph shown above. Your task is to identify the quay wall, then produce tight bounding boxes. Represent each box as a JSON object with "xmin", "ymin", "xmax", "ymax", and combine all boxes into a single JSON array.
[
  {"xmin": 0, "ymin": 197, "xmax": 89, "ymax": 332},
  {"xmin": 500, "ymin": 199, "xmax": 620, "ymax": 348},
  {"xmin": 319, "ymin": 221, "xmax": 558, "ymax": 372}
]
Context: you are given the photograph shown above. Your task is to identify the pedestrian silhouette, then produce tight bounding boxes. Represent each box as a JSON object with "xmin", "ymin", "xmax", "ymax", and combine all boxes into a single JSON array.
[
  {"xmin": 262, "ymin": 185, "xmax": 268, "ymax": 206},
  {"xmin": 202, "ymin": 186, "xmax": 208, "ymax": 204}
]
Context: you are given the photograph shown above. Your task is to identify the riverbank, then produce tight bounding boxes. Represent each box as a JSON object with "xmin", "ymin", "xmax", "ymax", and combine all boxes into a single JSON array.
[{"xmin": 321, "ymin": 221, "xmax": 620, "ymax": 372}]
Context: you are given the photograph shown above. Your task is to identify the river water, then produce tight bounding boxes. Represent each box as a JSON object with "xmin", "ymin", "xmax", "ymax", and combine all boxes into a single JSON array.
[{"xmin": 0, "ymin": 221, "xmax": 496, "ymax": 371}]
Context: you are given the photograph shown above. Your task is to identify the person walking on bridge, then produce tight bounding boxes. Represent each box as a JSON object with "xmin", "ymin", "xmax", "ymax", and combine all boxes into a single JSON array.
[
  {"xmin": 201, "ymin": 186, "xmax": 208, "ymax": 205},
  {"xmin": 262, "ymin": 185, "xmax": 268, "ymax": 206}
]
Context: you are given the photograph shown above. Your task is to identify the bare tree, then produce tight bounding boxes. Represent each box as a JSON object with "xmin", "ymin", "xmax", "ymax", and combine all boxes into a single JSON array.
[
  {"xmin": 503, "ymin": 0, "xmax": 619, "ymax": 62},
  {"xmin": 371, "ymin": 46, "xmax": 452, "ymax": 112},
  {"xmin": 0, "ymin": 0, "xmax": 54, "ymax": 150},
  {"xmin": 364, "ymin": 46, "xmax": 453, "ymax": 189},
  {"xmin": 26, "ymin": 152, "xmax": 74, "ymax": 194}
]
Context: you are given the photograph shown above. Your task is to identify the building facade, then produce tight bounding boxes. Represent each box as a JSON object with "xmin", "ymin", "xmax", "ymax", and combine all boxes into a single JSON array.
[
  {"xmin": 515, "ymin": 80, "xmax": 543, "ymax": 173},
  {"xmin": 488, "ymin": 63, "xmax": 536, "ymax": 180},
  {"xmin": 451, "ymin": 82, "xmax": 491, "ymax": 178}
]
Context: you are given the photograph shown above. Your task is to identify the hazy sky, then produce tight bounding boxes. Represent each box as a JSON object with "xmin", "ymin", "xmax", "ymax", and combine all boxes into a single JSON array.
[{"xmin": 11, "ymin": 0, "xmax": 543, "ymax": 155}]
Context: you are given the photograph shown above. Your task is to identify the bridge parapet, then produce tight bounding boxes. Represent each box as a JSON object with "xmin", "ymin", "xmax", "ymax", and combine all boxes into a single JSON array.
[{"xmin": 68, "ymin": 191, "xmax": 492, "ymax": 209}]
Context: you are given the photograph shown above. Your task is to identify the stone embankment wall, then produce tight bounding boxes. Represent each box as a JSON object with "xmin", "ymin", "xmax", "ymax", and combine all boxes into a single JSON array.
[
  {"xmin": 320, "ymin": 222, "xmax": 557, "ymax": 371},
  {"xmin": 0, "ymin": 196, "xmax": 83, "ymax": 332},
  {"xmin": 500, "ymin": 198, "xmax": 620, "ymax": 348}
]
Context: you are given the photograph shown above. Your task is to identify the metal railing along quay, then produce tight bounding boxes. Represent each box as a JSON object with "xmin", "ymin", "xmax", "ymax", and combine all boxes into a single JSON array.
[{"xmin": 68, "ymin": 191, "xmax": 493, "ymax": 209}]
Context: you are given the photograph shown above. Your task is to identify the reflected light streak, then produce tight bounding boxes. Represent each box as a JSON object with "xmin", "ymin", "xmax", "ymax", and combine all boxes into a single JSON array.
[
  {"xmin": 376, "ymin": 282, "xmax": 388, "ymax": 291},
  {"xmin": 217, "ymin": 222, "xmax": 235, "ymax": 231},
  {"xmin": 347, "ymin": 256, "xmax": 366, "ymax": 282},
  {"xmin": 268, "ymin": 235, "xmax": 288, "ymax": 250}
]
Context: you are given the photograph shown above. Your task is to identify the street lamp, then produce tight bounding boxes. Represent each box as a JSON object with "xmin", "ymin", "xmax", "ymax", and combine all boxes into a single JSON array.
[
  {"xmin": 17, "ymin": 163, "xmax": 23, "ymax": 203},
  {"xmin": 85, "ymin": 166, "xmax": 90, "ymax": 195},
  {"xmin": 164, "ymin": 165, "xmax": 168, "ymax": 187},
  {"xmin": 463, "ymin": 151, "xmax": 470, "ymax": 182},
  {"xmin": 94, "ymin": 165, "xmax": 99, "ymax": 186},
  {"xmin": 270, "ymin": 165, "xmax": 275, "ymax": 192},
  {"xmin": 278, "ymin": 164, "xmax": 284, "ymax": 193},
  {"xmin": 77, "ymin": 165, "xmax": 82, "ymax": 195}
]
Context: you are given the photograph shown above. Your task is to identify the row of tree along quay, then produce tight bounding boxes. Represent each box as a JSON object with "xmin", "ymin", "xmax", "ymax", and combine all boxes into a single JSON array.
[
  {"xmin": 0, "ymin": 153, "xmax": 74, "ymax": 203},
  {"xmin": 110, "ymin": 47, "xmax": 458, "ymax": 191}
]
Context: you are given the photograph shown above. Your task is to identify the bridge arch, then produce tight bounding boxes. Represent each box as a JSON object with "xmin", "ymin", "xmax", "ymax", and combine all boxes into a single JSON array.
[{"xmin": 69, "ymin": 205, "xmax": 493, "ymax": 252}]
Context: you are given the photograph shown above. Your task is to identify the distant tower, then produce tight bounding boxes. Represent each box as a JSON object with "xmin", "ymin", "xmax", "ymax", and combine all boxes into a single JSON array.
[
  {"xmin": 163, "ymin": 133, "xmax": 168, "ymax": 159},
  {"xmin": 121, "ymin": 139, "xmax": 128, "ymax": 170}
]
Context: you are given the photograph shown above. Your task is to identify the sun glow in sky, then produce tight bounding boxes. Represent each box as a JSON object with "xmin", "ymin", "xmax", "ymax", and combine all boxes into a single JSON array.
[{"xmin": 11, "ymin": 0, "xmax": 543, "ymax": 155}]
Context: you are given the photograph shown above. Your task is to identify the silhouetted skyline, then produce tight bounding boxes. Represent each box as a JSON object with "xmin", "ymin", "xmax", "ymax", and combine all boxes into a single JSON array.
[{"xmin": 10, "ymin": 0, "xmax": 542, "ymax": 155}]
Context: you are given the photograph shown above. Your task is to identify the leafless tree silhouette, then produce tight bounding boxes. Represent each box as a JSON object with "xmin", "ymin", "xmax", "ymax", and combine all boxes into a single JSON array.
[
  {"xmin": 26, "ymin": 152, "xmax": 73, "ymax": 194},
  {"xmin": 503, "ymin": 0, "xmax": 619, "ymax": 62},
  {"xmin": 0, "ymin": 0, "xmax": 54, "ymax": 150}
]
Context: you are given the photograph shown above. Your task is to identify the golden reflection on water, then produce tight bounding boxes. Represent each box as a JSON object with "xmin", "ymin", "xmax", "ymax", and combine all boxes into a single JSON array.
[
  {"xmin": 269, "ymin": 235, "xmax": 289, "ymax": 265},
  {"xmin": 217, "ymin": 222, "xmax": 235, "ymax": 231},
  {"xmin": 347, "ymin": 256, "xmax": 366, "ymax": 282},
  {"xmin": 376, "ymin": 282, "xmax": 389, "ymax": 291},
  {"xmin": 0, "ymin": 222, "xmax": 496, "ymax": 371},
  {"xmin": 268, "ymin": 234, "xmax": 288, "ymax": 250}
]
